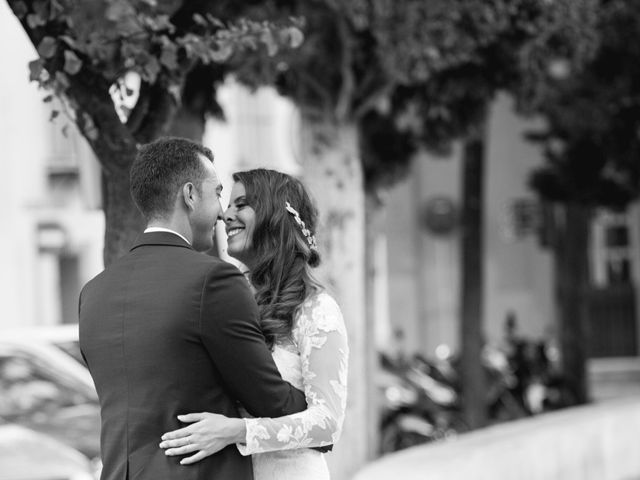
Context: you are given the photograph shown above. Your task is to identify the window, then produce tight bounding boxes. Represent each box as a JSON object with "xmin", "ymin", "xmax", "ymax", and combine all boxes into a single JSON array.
[
  {"xmin": 46, "ymin": 119, "xmax": 81, "ymax": 176},
  {"xmin": 592, "ymin": 212, "xmax": 634, "ymax": 286}
]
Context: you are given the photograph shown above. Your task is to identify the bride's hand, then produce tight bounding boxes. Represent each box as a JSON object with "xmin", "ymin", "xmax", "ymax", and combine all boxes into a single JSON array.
[{"xmin": 159, "ymin": 412, "xmax": 246, "ymax": 465}]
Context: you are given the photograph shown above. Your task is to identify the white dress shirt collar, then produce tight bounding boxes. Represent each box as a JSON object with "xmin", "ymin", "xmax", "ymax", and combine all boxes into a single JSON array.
[{"xmin": 144, "ymin": 227, "xmax": 191, "ymax": 245}]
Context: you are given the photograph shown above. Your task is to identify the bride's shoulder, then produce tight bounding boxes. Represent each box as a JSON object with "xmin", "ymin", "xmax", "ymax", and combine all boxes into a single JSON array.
[
  {"xmin": 296, "ymin": 291, "xmax": 345, "ymax": 333},
  {"xmin": 300, "ymin": 290, "xmax": 340, "ymax": 313}
]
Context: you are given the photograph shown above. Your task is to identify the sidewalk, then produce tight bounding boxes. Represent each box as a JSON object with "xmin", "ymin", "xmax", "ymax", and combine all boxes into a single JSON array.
[
  {"xmin": 352, "ymin": 395, "xmax": 640, "ymax": 480},
  {"xmin": 351, "ymin": 357, "xmax": 640, "ymax": 480}
]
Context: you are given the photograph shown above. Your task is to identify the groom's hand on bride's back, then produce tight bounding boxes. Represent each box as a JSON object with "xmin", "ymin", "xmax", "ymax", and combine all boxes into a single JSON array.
[{"xmin": 159, "ymin": 412, "xmax": 246, "ymax": 465}]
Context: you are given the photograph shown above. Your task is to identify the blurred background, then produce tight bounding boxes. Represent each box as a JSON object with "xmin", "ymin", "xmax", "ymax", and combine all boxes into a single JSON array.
[{"xmin": 1, "ymin": 1, "xmax": 640, "ymax": 480}]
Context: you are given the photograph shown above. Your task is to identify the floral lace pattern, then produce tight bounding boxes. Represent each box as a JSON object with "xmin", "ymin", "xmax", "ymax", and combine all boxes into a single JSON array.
[{"xmin": 238, "ymin": 292, "xmax": 348, "ymax": 455}]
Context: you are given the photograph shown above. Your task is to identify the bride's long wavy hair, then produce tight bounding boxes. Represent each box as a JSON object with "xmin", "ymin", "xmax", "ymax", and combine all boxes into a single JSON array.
[{"xmin": 232, "ymin": 169, "xmax": 322, "ymax": 347}]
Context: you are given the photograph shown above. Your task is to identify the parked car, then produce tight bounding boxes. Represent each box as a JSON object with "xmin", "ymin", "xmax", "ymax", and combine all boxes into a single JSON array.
[
  {"xmin": 0, "ymin": 327, "xmax": 100, "ymax": 461},
  {"xmin": 2, "ymin": 324, "xmax": 85, "ymax": 365},
  {"xmin": 0, "ymin": 419, "xmax": 97, "ymax": 480}
]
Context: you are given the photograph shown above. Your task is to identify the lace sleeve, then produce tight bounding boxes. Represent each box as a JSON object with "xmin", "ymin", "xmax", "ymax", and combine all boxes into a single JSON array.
[{"xmin": 237, "ymin": 293, "xmax": 349, "ymax": 455}]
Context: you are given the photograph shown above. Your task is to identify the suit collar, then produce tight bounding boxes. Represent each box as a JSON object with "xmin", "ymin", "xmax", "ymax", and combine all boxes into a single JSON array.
[{"xmin": 130, "ymin": 231, "xmax": 193, "ymax": 251}]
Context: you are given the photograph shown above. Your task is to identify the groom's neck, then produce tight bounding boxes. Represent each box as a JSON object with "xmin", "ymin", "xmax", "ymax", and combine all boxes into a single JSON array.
[{"xmin": 146, "ymin": 216, "xmax": 192, "ymax": 243}]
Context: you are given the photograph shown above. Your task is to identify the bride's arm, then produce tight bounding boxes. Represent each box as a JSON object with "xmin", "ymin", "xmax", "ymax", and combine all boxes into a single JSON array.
[
  {"xmin": 159, "ymin": 293, "xmax": 349, "ymax": 462},
  {"xmin": 237, "ymin": 293, "xmax": 349, "ymax": 455}
]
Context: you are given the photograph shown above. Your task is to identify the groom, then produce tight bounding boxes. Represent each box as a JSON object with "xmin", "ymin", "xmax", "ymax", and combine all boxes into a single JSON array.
[{"xmin": 79, "ymin": 137, "xmax": 307, "ymax": 480}]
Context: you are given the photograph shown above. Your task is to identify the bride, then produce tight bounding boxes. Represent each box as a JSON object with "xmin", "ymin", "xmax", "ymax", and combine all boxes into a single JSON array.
[{"xmin": 159, "ymin": 168, "xmax": 348, "ymax": 479}]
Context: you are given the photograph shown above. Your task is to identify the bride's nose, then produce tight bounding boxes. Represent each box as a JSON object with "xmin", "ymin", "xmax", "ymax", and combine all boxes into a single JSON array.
[{"xmin": 223, "ymin": 206, "xmax": 234, "ymax": 224}]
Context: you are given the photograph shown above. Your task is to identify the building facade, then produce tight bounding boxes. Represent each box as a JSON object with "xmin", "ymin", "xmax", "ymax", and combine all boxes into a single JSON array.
[
  {"xmin": 381, "ymin": 94, "xmax": 640, "ymax": 360},
  {"xmin": 0, "ymin": 2, "xmax": 103, "ymax": 330}
]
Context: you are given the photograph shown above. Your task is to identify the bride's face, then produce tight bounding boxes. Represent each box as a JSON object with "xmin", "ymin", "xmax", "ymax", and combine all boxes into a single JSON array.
[{"xmin": 224, "ymin": 182, "xmax": 256, "ymax": 265}]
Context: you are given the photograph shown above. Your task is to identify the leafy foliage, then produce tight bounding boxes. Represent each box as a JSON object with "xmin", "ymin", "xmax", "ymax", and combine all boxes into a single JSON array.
[
  {"xmin": 385, "ymin": 0, "xmax": 599, "ymax": 147},
  {"xmin": 359, "ymin": 110, "xmax": 416, "ymax": 193},
  {"xmin": 9, "ymin": 0, "xmax": 303, "ymax": 146},
  {"xmin": 207, "ymin": 1, "xmax": 600, "ymax": 192},
  {"xmin": 528, "ymin": 0, "xmax": 640, "ymax": 209},
  {"xmin": 7, "ymin": 0, "xmax": 303, "ymax": 264},
  {"xmin": 366, "ymin": 0, "xmax": 599, "ymax": 191}
]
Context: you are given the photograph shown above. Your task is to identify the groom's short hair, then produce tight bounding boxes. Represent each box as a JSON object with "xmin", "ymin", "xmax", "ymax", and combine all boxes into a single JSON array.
[{"xmin": 130, "ymin": 137, "xmax": 214, "ymax": 220}]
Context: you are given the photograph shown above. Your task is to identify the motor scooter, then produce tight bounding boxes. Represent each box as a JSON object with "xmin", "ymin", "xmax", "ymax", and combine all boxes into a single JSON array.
[{"xmin": 377, "ymin": 353, "xmax": 465, "ymax": 453}]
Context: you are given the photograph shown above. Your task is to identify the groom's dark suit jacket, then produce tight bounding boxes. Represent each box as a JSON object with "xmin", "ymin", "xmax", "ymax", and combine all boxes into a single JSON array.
[{"xmin": 79, "ymin": 232, "xmax": 307, "ymax": 480}]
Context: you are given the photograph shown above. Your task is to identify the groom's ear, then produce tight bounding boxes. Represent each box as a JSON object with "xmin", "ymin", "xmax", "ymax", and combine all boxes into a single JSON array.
[{"xmin": 181, "ymin": 182, "xmax": 196, "ymax": 211}]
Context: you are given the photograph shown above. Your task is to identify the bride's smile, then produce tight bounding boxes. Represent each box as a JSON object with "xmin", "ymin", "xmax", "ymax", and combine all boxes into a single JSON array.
[
  {"xmin": 224, "ymin": 182, "xmax": 256, "ymax": 263},
  {"xmin": 227, "ymin": 227, "xmax": 244, "ymax": 238}
]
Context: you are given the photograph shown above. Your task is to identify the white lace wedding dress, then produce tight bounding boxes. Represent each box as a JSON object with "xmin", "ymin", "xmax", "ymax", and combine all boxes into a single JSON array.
[{"xmin": 236, "ymin": 292, "xmax": 349, "ymax": 480}]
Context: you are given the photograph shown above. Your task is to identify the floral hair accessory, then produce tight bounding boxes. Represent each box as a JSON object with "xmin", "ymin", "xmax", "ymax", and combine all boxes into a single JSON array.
[{"xmin": 285, "ymin": 201, "xmax": 318, "ymax": 251}]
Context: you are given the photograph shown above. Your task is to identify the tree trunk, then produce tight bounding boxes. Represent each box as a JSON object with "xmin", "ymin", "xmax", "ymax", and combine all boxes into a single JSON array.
[
  {"xmin": 166, "ymin": 101, "xmax": 221, "ymax": 256},
  {"xmin": 459, "ymin": 126, "xmax": 488, "ymax": 429},
  {"xmin": 553, "ymin": 203, "xmax": 591, "ymax": 404},
  {"xmin": 299, "ymin": 117, "xmax": 369, "ymax": 479},
  {"xmin": 364, "ymin": 191, "xmax": 383, "ymax": 458},
  {"xmin": 102, "ymin": 165, "xmax": 144, "ymax": 266},
  {"xmin": 168, "ymin": 105, "xmax": 206, "ymax": 141}
]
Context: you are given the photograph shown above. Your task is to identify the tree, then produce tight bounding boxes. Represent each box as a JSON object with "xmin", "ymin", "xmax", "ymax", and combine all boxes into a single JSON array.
[
  {"xmin": 6, "ymin": 0, "xmax": 302, "ymax": 265},
  {"xmin": 181, "ymin": 0, "xmax": 546, "ymax": 462},
  {"xmin": 359, "ymin": 0, "xmax": 599, "ymax": 428},
  {"xmin": 528, "ymin": 0, "xmax": 640, "ymax": 404},
  {"xmin": 205, "ymin": 0, "xmax": 600, "ymax": 436},
  {"xmin": 6, "ymin": 3, "xmax": 601, "ymax": 474}
]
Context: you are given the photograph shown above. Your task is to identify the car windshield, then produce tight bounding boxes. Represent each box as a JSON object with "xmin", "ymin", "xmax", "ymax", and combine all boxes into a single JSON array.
[
  {"xmin": 53, "ymin": 340, "xmax": 85, "ymax": 366},
  {"xmin": 0, "ymin": 351, "xmax": 93, "ymax": 422},
  {"xmin": 0, "ymin": 337, "xmax": 101, "ymax": 460}
]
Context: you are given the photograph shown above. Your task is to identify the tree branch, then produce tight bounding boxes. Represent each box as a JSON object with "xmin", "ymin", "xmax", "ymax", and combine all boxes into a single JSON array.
[
  {"xmin": 357, "ymin": 69, "xmax": 379, "ymax": 100},
  {"xmin": 6, "ymin": 0, "xmax": 136, "ymax": 175},
  {"xmin": 126, "ymin": 81, "xmax": 151, "ymax": 134},
  {"xmin": 296, "ymin": 70, "xmax": 334, "ymax": 118},
  {"xmin": 66, "ymin": 71, "xmax": 137, "ymax": 176},
  {"xmin": 334, "ymin": 12, "xmax": 355, "ymax": 122},
  {"xmin": 353, "ymin": 81, "xmax": 395, "ymax": 120},
  {"xmin": 132, "ymin": 83, "xmax": 179, "ymax": 144},
  {"xmin": 298, "ymin": 103, "xmax": 330, "ymax": 122}
]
